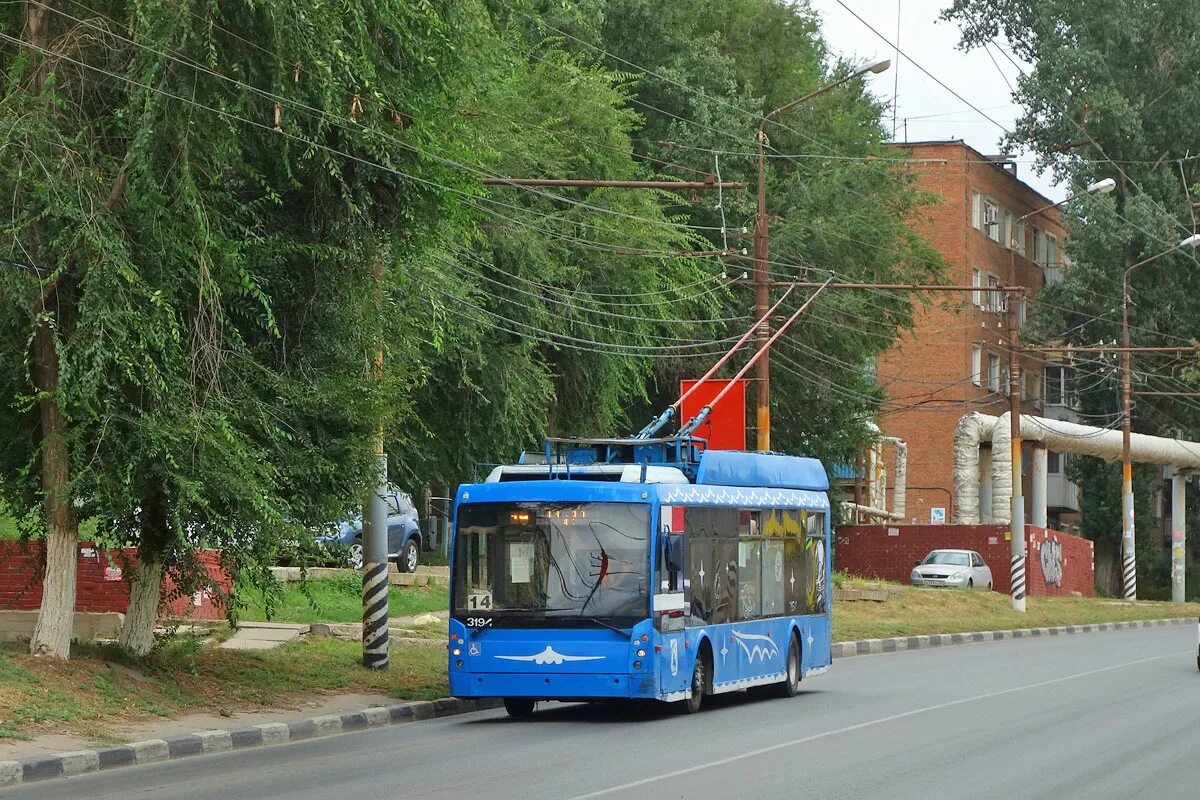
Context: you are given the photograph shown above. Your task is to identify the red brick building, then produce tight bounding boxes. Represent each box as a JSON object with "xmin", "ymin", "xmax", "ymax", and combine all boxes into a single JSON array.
[{"xmin": 875, "ymin": 140, "xmax": 1080, "ymax": 532}]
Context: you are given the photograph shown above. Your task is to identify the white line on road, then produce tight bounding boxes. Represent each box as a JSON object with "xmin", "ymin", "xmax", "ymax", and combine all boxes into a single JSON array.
[{"xmin": 564, "ymin": 650, "xmax": 1186, "ymax": 800}]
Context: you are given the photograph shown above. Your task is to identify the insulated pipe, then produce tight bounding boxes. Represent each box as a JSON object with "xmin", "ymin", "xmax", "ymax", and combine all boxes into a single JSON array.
[
  {"xmin": 1031, "ymin": 447, "xmax": 1048, "ymax": 528},
  {"xmin": 952, "ymin": 412, "xmax": 998, "ymax": 524},
  {"xmin": 883, "ymin": 437, "xmax": 907, "ymax": 521},
  {"xmin": 1172, "ymin": 471, "xmax": 1187, "ymax": 604},
  {"xmin": 841, "ymin": 502, "xmax": 903, "ymax": 521},
  {"xmin": 953, "ymin": 411, "xmax": 1200, "ymax": 524}
]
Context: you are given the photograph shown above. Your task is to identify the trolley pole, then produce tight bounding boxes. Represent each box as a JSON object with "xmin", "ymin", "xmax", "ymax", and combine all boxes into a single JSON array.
[{"xmin": 363, "ymin": 257, "xmax": 389, "ymax": 670}]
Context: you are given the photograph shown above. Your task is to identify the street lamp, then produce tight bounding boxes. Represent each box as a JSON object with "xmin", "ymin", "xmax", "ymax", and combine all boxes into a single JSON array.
[
  {"xmin": 1003, "ymin": 177, "xmax": 1115, "ymax": 612},
  {"xmin": 753, "ymin": 59, "xmax": 890, "ymax": 452},
  {"xmin": 1119, "ymin": 232, "xmax": 1200, "ymax": 600}
]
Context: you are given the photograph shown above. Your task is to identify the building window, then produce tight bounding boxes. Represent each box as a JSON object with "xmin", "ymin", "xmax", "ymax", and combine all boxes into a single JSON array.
[
  {"xmin": 1044, "ymin": 365, "xmax": 1074, "ymax": 406},
  {"xmin": 1046, "ymin": 233, "xmax": 1058, "ymax": 266},
  {"xmin": 986, "ymin": 273, "xmax": 1003, "ymax": 313},
  {"xmin": 1032, "ymin": 228, "xmax": 1044, "ymax": 265},
  {"xmin": 988, "ymin": 353, "xmax": 1001, "ymax": 392},
  {"xmin": 972, "ymin": 268, "xmax": 983, "ymax": 307},
  {"xmin": 1027, "ymin": 371, "xmax": 1041, "ymax": 404},
  {"xmin": 1017, "ymin": 297, "xmax": 1027, "ymax": 327},
  {"xmin": 972, "ymin": 191, "xmax": 982, "ymax": 230},
  {"xmin": 972, "ymin": 345, "xmax": 982, "ymax": 386},
  {"xmin": 984, "ymin": 198, "xmax": 1001, "ymax": 242},
  {"xmin": 1003, "ymin": 210, "xmax": 1013, "ymax": 248},
  {"xmin": 1014, "ymin": 220, "xmax": 1026, "ymax": 255},
  {"xmin": 1048, "ymin": 450, "xmax": 1061, "ymax": 475}
]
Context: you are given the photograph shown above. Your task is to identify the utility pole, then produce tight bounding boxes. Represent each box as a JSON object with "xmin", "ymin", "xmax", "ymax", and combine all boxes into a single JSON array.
[
  {"xmin": 1025, "ymin": 340, "xmax": 1200, "ymax": 601},
  {"xmin": 1120, "ymin": 232, "xmax": 1200, "ymax": 600},
  {"xmin": 754, "ymin": 59, "xmax": 890, "ymax": 452},
  {"xmin": 1003, "ymin": 177, "xmax": 1114, "ymax": 611},
  {"xmin": 362, "ymin": 256, "xmax": 389, "ymax": 670}
]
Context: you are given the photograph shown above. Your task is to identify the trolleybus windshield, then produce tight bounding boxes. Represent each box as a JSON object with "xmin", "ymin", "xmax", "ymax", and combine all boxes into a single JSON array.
[{"xmin": 453, "ymin": 502, "xmax": 650, "ymax": 626}]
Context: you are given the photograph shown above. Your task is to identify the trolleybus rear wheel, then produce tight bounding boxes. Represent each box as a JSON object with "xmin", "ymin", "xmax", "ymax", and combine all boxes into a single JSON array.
[
  {"xmin": 773, "ymin": 636, "xmax": 802, "ymax": 698},
  {"xmin": 684, "ymin": 654, "xmax": 706, "ymax": 714}
]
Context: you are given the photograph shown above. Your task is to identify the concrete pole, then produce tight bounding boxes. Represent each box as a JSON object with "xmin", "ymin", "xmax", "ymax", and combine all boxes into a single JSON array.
[
  {"xmin": 362, "ymin": 257, "xmax": 389, "ymax": 670},
  {"xmin": 1031, "ymin": 447, "xmax": 1048, "ymax": 528},
  {"xmin": 1007, "ymin": 286, "xmax": 1025, "ymax": 611},
  {"xmin": 1121, "ymin": 276, "xmax": 1137, "ymax": 600},
  {"xmin": 362, "ymin": 454, "xmax": 390, "ymax": 669},
  {"xmin": 1172, "ymin": 471, "xmax": 1186, "ymax": 603}
]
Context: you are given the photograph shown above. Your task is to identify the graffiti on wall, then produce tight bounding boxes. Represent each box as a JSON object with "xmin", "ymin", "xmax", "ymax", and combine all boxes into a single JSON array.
[{"xmin": 1040, "ymin": 539, "xmax": 1063, "ymax": 588}]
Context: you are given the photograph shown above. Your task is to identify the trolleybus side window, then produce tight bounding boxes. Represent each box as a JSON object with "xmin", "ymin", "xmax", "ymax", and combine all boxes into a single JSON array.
[{"xmin": 760, "ymin": 510, "xmax": 786, "ymax": 617}]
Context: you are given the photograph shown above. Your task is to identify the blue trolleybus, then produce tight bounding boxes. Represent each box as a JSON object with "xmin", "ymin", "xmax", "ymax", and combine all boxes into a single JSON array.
[{"xmin": 448, "ymin": 436, "xmax": 831, "ymax": 716}]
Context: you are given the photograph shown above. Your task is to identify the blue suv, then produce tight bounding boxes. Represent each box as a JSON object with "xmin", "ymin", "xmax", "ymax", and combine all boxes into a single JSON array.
[{"xmin": 316, "ymin": 486, "xmax": 423, "ymax": 572}]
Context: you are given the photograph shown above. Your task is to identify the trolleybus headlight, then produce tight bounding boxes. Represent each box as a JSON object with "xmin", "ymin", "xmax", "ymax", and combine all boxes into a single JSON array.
[
  {"xmin": 453, "ymin": 648, "xmax": 461, "ymax": 656},
  {"xmin": 633, "ymin": 661, "xmax": 643, "ymax": 670},
  {"xmin": 636, "ymin": 649, "xmax": 646, "ymax": 658}
]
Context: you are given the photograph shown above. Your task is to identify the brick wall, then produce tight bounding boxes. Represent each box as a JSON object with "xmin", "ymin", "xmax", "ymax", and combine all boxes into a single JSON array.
[
  {"xmin": 835, "ymin": 524, "xmax": 1094, "ymax": 597},
  {"xmin": 875, "ymin": 141, "xmax": 1067, "ymax": 524},
  {"xmin": 0, "ymin": 542, "xmax": 230, "ymax": 619}
]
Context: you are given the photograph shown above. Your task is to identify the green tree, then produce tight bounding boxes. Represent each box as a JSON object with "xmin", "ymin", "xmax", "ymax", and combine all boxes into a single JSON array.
[
  {"xmin": 0, "ymin": 0, "xmax": 469, "ymax": 656},
  {"xmin": 590, "ymin": 0, "xmax": 945, "ymax": 468},
  {"xmin": 945, "ymin": 0, "xmax": 1200, "ymax": 569}
]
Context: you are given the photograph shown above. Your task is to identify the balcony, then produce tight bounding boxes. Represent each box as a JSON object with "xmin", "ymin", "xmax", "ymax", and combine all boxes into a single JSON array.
[{"xmin": 1047, "ymin": 472, "xmax": 1080, "ymax": 512}]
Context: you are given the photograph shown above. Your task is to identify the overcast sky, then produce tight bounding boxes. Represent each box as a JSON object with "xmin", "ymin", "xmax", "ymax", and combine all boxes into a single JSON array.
[{"xmin": 808, "ymin": 0, "xmax": 1065, "ymax": 201}]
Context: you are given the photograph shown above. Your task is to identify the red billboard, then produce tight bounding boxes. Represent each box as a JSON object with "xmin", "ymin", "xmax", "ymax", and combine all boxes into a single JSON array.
[{"xmin": 680, "ymin": 378, "xmax": 747, "ymax": 451}]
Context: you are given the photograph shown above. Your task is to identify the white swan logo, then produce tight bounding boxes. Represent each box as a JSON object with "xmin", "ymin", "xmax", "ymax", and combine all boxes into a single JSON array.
[
  {"xmin": 730, "ymin": 631, "xmax": 779, "ymax": 663},
  {"xmin": 495, "ymin": 646, "xmax": 604, "ymax": 665}
]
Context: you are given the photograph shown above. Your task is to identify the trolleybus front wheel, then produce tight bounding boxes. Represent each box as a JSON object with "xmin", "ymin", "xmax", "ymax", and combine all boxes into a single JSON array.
[
  {"xmin": 503, "ymin": 698, "xmax": 536, "ymax": 718},
  {"xmin": 684, "ymin": 651, "xmax": 708, "ymax": 714}
]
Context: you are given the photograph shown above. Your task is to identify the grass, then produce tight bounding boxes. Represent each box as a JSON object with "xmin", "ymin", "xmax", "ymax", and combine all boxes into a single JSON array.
[
  {"xmin": 831, "ymin": 588, "xmax": 1200, "ymax": 641},
  {"xmin": 2, "ymin": 574, "xmax": 1197, "ymax": 745},
  {"xmin": 0, "ymin": 634, "xmax": 448, "ymax": 744},
  {"xmin": 240, "ymin": 574, "xmax": 448, "ymax": 624}
]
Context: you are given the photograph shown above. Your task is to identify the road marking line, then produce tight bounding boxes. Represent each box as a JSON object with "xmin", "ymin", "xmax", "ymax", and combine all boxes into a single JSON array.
[{"xmin": 564, "ymin": 651, "xmax": 1184, "ymax": 800}]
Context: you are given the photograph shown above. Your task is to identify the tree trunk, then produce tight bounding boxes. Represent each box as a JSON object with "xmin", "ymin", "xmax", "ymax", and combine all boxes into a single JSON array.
[
  {"xmin": 23, "ymin": 0, "xmax": 77, "ymax": 661},
  {"xmin": 118, "ymin": 485, "xmax": 170, "ymax": 656},
  {"xmin": 28, "ymin": 311, "xmax": 78, "ymax": 659},
  {"xmin": 118, "ymin": 556, "xmax": 164, "ymax": 656}
]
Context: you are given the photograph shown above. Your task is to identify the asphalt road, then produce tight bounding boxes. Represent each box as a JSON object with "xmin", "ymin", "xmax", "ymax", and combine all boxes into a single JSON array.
[{"xmin": 7, "ymin": 625, "xmax": 1199, "ymax": 800}]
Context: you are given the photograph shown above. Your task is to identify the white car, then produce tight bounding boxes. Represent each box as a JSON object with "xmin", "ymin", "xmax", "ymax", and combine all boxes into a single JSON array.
[{"xmin": 911, "ymin": 549, "xmax": 992, "ymax": 590}]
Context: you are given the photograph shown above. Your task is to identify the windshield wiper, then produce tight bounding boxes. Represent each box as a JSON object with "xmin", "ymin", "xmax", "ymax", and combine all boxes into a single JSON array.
[
  {"xmin": 580, "ymin": 616, "xmax": 629, "ymax": 636},
  {"xmin": 496, "ymin": 608, "xmax": 630, "ymax": 636}
]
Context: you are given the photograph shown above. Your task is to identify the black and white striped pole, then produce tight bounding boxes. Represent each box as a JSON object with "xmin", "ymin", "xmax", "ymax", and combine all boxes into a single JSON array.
[
  {"xmin": 362, "ymin": 255, "xmax": 389, "ymax": 670},
  {"xmin": 1005, "ymin": 281, "xmax": 1026, "ymax": 613},
  {"xmin": 1118, "ymin": 234, "xmax": 1200, "ymax": 600},
  {"xmin": 362, "ymin": 451, "xmax": 390, "ymax": 669}
]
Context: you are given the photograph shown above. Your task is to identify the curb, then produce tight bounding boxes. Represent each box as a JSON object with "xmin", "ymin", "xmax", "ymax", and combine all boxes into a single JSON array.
[
  {"xmin": 4, "ymin": 616, "xmax": 1194, "ymax": 787},
  {"xmin": 829, "ymin": 616, "xmax": 1195, "ymax": 659},
  {"xmin": 0, "ymin": 696, "xmax": 502, "ymax": 788}
]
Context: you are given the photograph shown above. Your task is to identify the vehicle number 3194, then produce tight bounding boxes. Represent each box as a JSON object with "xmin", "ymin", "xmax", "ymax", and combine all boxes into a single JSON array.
[{"xmin": 466, "ymin": 617, "xmax": 492, "ymax": 628}]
